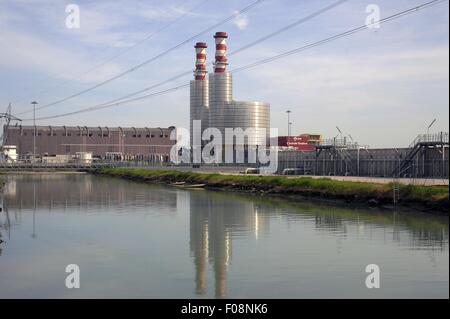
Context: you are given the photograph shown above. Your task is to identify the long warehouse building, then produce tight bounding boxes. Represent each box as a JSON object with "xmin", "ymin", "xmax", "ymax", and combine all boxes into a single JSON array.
[{"xmin": 4, "ymin": 125, "xmax": 176, "ymax": 161}]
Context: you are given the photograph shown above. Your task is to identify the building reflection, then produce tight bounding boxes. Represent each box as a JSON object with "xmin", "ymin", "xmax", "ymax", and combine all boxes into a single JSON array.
[
  {"xmin": 1, "ymin": 174, "xmax": 177, "ymax": 211},
  {"xmin": 0, "ymin": 175, "xmax": 448, "ymax": 298},
  {"xmin": 0, "ymin": 174, "xmax": 178, "ymax": 250},
  {"xmin": 187, "ymin": 192, "xmax": 449, "ymax": 297},
  {"xmin": 0, "ymin": 194, "xmax": 11, "ymax": 256},
  {"xmin": 189, "ymin": 191, "xmax": 269, "ymax": 298}
]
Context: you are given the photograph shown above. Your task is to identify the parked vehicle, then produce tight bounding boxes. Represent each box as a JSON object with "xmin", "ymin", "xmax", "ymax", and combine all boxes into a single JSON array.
[
  {"xmin": 244, "ymin": 168, "xmax": 260, "ymax": 174},
  {"xmin": 282, "ymin": 167, "xmax": 312, "ymax": 175}
]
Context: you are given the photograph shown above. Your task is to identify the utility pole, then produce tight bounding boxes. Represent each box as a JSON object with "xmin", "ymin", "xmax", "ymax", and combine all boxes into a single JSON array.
[
  {"xmin": 286, "ymin": 110, "xmax": 291, "ymax": 138},
  {"xmin": 1, "ymin": 104, "xmax": 22, "ymax": 144},
  {"xmin": 0, "ymin": 104, "xmax": 22, "ymax": 163},
  {"xmin": 31, "ymin": 101, "xmax": 38, "ymax": 162}
]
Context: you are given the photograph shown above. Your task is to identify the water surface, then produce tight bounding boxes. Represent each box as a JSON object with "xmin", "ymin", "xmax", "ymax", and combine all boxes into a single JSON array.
[{"xmin": 0, "ymin": 174, "xmax": 448, "ymax": 298}]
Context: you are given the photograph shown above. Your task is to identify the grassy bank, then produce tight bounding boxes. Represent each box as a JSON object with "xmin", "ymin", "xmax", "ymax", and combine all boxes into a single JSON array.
[{"xmin": 92, "ymin": 168, "xmax": 449, "ymax": 213}]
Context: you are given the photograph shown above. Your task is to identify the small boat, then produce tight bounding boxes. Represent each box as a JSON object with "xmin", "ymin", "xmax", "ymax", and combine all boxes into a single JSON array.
[{"xmin": 172, "ymin": 182, "xmax": 186, "ymax": 186}]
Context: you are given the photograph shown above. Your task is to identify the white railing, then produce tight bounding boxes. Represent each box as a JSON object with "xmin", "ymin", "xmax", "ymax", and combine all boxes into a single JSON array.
[
  {"xmin": 320, "ymin": 138, "xmax": 368, "ymax": 150},
  {"xmin": 409, "ymin": 132, "xmax": 449, "ymax": 148}
]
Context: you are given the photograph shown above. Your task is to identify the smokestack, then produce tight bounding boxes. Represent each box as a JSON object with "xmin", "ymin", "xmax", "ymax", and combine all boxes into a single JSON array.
[
  {"xmin": 214, "ymin": 32, "xmax": 228, "ymax": 73},
  {"xmin": 194, "ymin": 42, "xmax": 208, "ymax": 80},
  {"xmin": 191, "ymin": 42, "xmax": 209, "ymax": 151}
]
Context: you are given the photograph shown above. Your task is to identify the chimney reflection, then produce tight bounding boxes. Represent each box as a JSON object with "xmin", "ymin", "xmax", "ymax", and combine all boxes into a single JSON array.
[
  {"xmin": 189, "ymin": 191, "xmax": 266, "ymax": 298},
  {"xmin": 189, "ymin": 198, "xmax": 209, "ymax": 294}
]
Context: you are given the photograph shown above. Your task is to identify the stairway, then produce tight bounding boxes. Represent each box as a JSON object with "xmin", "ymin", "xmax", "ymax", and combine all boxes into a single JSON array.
[
  {"xmin": 392, "ymin": 132, "xmax": 449, "ymax": 177},
  {"xmin": 336, "ymin": 147, "xmax": 357, "ymax": 176}
]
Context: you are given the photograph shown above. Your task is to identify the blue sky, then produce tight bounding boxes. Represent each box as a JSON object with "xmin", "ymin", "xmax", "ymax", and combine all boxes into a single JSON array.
[{"xmin": 0, "ymin": 0, "xmax": 448, "ymax": 147}]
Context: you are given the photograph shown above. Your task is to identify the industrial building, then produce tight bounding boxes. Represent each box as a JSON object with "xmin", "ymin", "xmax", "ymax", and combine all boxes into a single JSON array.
[
  {"xmin": 277, "ymin": 133, "xmax": 449, "ymax": 178},
  {"xmin": 273, "ymin": 134, "xmax": 322, "ymax": 151},
  {"xmin": 4, "ymin": 125, "xmax": 176, "ymax": 162},
  {"xmin": 190, "ymin": 32, "xmax": 270, "ymax": 160}
]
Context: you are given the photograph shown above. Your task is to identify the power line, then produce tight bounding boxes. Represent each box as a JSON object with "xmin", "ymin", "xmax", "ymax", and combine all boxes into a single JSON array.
[
  {"xmin": 228, "ymin": 0, "xmax": 348, "ymax": 57},
  {"xmin": 231, "ymin": 0, "xmax": 448, "ymax": 74},
  {"xmin": 21, "ymin": 0, "xmax": 447, "ymax": 122},
  {"xmin": 12, "ymin": 0, "xmax": 207, "ymax": 106},
  {"xmin": 24, "ymin": 0, "xmax": 347, "ymax": 113},
  {"xmin": 23, "ymin": 84, "xmax": 191, "ymax": 121},
  {"xmin": 106, "ymin": 0, "xmax": 348, "ymax": 106},
  {"xmin": 18, "ymin": 0, "xmax": 266, "ymax": 114}
]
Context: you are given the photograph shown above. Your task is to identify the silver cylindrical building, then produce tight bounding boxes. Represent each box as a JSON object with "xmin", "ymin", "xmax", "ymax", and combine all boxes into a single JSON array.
[
  {"xmin": 225, "ymin": 101, "xmax": 270, "ymax": 146},
  {"xmin": 191, "ymin": 32, "xmax": 270, "ymax": 163},
  {"xmin": 208, "ymin": 32, "xmax": 270, "ymax": 148}
]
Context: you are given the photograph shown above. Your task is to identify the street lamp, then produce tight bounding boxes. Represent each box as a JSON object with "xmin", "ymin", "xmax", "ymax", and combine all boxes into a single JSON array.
[
  {"xmin": 31, "ymin": 101, "xmax": 38, "ymax": 162},
  {"xmin": 427, "ymin": 118, "xmax": 436, "ymax": 137},
  {"xmin": 336, "ymin": 126, "xmax": 342, "ymax": 138},
  {"xmin": 336, "ymin": 126, "xmax": 343, "ymax": 146},
  {"xmin": 286, "ymin": 110, "xmax": 291, "ymax": 138}
]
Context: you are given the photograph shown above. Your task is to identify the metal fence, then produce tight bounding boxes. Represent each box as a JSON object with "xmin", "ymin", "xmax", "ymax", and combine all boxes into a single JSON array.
[
  {"xmin": 276, "ymin": 157, "xmax": 449, "ymax": 178},
  {"xmin": 1, "ymin": 149, "xmax": 448, "ymax": 178}
]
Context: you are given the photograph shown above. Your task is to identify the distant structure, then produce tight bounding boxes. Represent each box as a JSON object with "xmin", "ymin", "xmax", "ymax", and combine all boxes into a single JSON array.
[
  {"xmin": 190, "ymin": 32, "xmax": 270, "ymax": 161},
  {"xmin": 4, "ymin": 125, "xmax": 176, "ymax": 162},
  {"xmin": 0, "ymin": 103, "xmax": 22, "ymax": 162},
  {"xmin": 274, "ymin": 134, "xmax": 322, "ymax": 151}
]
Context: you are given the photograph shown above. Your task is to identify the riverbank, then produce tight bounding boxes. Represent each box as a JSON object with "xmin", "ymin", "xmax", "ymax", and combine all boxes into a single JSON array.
[
  {"xmin": 0, "ymin": 170, "xmax": 86, "ymax": 175},
  {"xmin": 92, "ymin": 168, "xmax": 449, "ymax": 213}
]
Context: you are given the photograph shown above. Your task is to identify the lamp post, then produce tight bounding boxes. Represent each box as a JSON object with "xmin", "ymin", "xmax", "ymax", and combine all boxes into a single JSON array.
[
  {"xmin": 286, "ymin": 110, "xmax": 291, "ymax": 138},
  {"xmin": 427, "ymin": 118, "xmax": 436, "ymax": 138},
  {"xmin": 32, "ymin": 182, "xmax": 37, "ymax": 239},
  {"xmin": 31, "ymin": 101, "xmax": 38, "ymax": 162},
  {"xmin": 336, "ymin": 126, "xmax": 343, "ymax": 143}
]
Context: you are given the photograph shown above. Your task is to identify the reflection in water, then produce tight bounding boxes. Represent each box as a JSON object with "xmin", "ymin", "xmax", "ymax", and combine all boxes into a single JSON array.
[
  {"xmin": 187, "ymin": 190, "xmax": 448, "ymax": 298},
  {"xmin": 3, "ymin": 174, "xmax": 177, "ymax": 211},
  {"xmin": 189, "ymin": 191, "xmax": 268, "ymax": 298},
  {"xmin": 0, "ymin": 174, "xmax": 448, "ymax": 298}
]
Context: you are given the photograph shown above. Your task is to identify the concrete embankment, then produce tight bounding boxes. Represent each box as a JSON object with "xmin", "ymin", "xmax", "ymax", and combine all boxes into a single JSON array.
[{"xmin": 92, "ymin": 168, "xmax": 449, "ymax": 214}]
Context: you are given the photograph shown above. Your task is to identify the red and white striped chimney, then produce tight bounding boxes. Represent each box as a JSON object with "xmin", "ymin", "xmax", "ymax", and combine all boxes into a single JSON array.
[
  {"xmin": 214, "ymin": 32, "xmax": 228, "ymax": 73},
  {"xmin": 194, "ymin": 42, "xmax": 207, "ymax": 80}
]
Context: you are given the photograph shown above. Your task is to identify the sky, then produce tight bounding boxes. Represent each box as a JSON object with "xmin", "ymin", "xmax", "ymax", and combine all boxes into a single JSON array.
[{"xmin": 0, "ymin": 0, "xmax": 448, "ymax": 148}]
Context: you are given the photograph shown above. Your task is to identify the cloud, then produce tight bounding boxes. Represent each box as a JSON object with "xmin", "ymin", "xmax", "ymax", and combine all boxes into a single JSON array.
[
  {"xmin": 233, "ymin": 11, "xmax": 249, "ymax": 30},
  {"xmin": 140, "ymin": 4, "xmax": 194, "ymax": 21},
  {"xmin": 0, "ymin": 27, "xmax": 123, "ymax": 83},
  {"xmin": 248, "ymin": 47, "xmax": 449, "ymax": 98}
]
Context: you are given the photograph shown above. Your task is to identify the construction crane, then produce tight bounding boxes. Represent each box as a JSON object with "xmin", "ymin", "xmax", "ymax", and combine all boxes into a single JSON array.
[{"xmin": 0, "ymin": 103, "xmax": 22, "ymax": 162}]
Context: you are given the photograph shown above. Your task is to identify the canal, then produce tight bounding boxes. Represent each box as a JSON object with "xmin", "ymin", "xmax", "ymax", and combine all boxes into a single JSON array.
[{"xmin": 0, "ymin": 174, "xmax": 448, "ymax": 298}]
